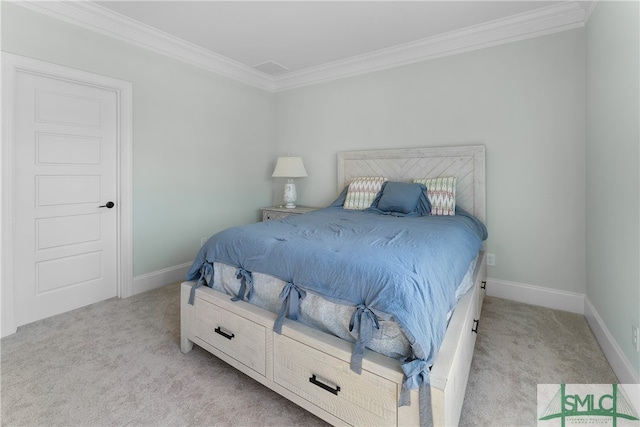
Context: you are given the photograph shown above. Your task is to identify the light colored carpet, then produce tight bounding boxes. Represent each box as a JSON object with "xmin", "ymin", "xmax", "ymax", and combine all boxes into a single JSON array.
[
  {"xmin": 459, "ymin": 296, "xmax": 618, "ymax": 426},
  {"xmin": 1, "ymin": 283, "xmax": 617, "ymax": 426}
]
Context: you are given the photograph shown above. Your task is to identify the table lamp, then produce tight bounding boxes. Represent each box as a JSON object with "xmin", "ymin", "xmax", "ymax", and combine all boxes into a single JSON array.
[{"xmin": 272, "ymin": 156, "xmax": 308, "ymax": 208}]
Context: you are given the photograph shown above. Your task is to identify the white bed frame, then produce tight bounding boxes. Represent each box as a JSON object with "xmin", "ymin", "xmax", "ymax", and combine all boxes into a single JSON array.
[{"xmin": 181, "ymin": 145, "xmax": 486, "ymax": 426}]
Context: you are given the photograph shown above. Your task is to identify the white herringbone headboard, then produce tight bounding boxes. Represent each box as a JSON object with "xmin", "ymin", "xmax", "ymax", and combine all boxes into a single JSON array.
[{"xmin": 337, "ymin": 145, "xmax": 486, "ymax": 223}]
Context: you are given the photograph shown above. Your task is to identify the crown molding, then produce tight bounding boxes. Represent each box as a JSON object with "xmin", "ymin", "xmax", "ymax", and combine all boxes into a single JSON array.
[
  {"xmin": 15, "ymin": 1, "xmax": 589, "ymax": 93},
  {"xmin": 582, "ymin": 1, "xmax": 598, "ymax": 23},
  {"xmin": 14, "ymin": 1, "xmax": 276, "ymax": 92},
  {"xmin": 273, "ymin": 1, "xmax": 588, "ymax": 91}
]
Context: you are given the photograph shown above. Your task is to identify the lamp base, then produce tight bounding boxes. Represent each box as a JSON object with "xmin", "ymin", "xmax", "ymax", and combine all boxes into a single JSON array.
[{"xmin": 283, "ymin": 180, "xmax": 297, "ymax": 209}]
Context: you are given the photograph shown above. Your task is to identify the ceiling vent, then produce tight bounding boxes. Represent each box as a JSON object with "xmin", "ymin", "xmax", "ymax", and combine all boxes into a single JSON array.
[{"xmin": 252, "ymin": 61, "xmax": 289, "ymax": 76}]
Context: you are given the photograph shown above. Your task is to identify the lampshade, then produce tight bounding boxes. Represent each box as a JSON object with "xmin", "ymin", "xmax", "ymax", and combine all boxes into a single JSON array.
[{"xmin": 272, "ymin": 157, "xmax": 308, "ymax": 178}]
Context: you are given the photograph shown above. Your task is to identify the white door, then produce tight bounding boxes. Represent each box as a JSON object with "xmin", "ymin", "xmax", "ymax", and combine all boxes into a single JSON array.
[{"xmin": 13, "ymin": 70, "xmax": 118, "ymax": 327}]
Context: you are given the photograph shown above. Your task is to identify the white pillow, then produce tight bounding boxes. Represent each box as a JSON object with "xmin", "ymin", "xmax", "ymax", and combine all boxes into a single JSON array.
[
  {"xmin": 343, "ymin": 177, "xmax": 387, "ymax": 210},
  {"xmin": 414, "ymin": 176, "xmax": 457, "ymax": 215}
]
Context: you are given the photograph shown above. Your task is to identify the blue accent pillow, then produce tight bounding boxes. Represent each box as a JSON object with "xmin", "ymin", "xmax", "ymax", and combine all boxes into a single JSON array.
[
  {"xmin": 329, "ymin": 186, "xmax": 349, "ymax": 207},
  {"xmin": 375, "ymin": 181, "xmax": 429, "ymax": 215}
]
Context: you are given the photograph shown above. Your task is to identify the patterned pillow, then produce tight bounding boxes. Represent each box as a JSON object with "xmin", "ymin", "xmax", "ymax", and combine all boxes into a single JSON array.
[
  {"xmin": 343, "ymin": 177, "xmax": 388, "ymax": 210},
  {"xmin": 414, "ymin": 176, "xmax": 457, "ymax": 215}
]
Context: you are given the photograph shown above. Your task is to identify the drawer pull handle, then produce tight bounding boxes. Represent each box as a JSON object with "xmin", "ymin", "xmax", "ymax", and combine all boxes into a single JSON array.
[
  {"xmin": 309, "ymin": 375, "xmax": 340, "ymax": 395},
  {"xmin": 481, "ymin": 281, "xmax": 486, "ymax": 289},
  {"xmin": 472, "ymin": 319, "xmax": 479, "ymax": 334},
  {"xmin": 214, "ymin": 327, "xmax": 235, "ymax": 340}
]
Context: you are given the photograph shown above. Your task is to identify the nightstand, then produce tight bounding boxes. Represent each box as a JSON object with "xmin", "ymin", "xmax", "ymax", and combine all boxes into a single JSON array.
[{"xmin": 261, "ymin": 206, "xmax": 317, "ymax": 221}]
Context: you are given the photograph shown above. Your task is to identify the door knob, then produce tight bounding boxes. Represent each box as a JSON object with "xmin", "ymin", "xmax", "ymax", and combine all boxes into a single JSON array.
[{"xmin": 99, "ymin": 201, "xmax": 115, "ymax": 209}]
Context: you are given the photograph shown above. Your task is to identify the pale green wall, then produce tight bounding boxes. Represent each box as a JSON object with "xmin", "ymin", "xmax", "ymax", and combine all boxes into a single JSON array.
[
  {"xmin": 586, "ymin": 1, "xmax": 640, "ymax": 376},
  {"xmin": 1, "ymin": 3, "xmax": 276, "ymax": 276},
  {"xmin": 276, "ymin": 29, "xmax": 587, "ymax": 295},
  {"xmin": 4, "ymin": 4, "xmax": 638, "ymax": 377}
]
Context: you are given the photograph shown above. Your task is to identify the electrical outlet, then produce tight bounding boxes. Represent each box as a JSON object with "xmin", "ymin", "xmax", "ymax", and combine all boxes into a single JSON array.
[
  {"xmin": 200, "ymin": 237, "xmax": 207, "ymax": 247},
  {"xmin": 486, "ymin": 253, "xmax": 496, "ymax": 267},
  {"xmin": 633, "ymin": 325, "xmax": 639, "ymax": 352}
]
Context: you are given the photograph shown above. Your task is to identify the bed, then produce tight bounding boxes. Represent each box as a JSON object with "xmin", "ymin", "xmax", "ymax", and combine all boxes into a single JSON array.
[{"xmin": 181, "ymin": 145, "xmax": 487, "ymax": 426}]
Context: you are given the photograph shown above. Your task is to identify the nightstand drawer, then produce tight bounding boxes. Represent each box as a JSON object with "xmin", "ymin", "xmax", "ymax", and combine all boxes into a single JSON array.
[
  {"xmin": 262, "ymin": 206, "xmax": 318, "ymax": 221},
  {"xmin": 273, "ymin": 333, "xmax": 398, "ymax": 426},
  {"xmin": 194, "ymin": 299, "xmax": 266, "ymax": 376},
  {"xmin": 263, "ymin": 210, "xmax": 292, "ymax": 221}
]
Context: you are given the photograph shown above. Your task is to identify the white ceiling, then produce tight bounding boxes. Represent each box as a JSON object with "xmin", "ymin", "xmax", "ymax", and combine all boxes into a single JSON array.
[
  {"xmin": 19, "ymin": 1, "xmax": 593, "ymax": 91},
  {"xmin": 94, "ymin": 1, "xmax": 564, "ymax": 75}
]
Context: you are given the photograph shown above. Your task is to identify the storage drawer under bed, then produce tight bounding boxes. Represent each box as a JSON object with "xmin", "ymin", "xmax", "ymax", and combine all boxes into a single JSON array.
[
  {"xmin": 194, "ymin": 298, "xmax": 267, "ymax": 376},
  {"xmin": 273, "ymin": 332, "xmax": 399, "ymax": 426}
]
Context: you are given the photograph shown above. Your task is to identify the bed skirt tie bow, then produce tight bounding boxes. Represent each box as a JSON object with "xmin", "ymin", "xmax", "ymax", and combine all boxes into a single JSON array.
[
  {"xmin": 400, "ymin": 358, "xmax": 431, "ymax": 406},
  {"xmin": 231, "ymin": 267, "xmax": 254, "ymax": 302},
  {"xmin": 348, "ymin": 304, "xmax": 380, "ymax": 374},
  {"xmin": 273, "ymin": 282, "xmax": 307, "ymax": 334},
  {"xmin": 188, "ymin": 262, "xmax": 214, "ymax": 305}
]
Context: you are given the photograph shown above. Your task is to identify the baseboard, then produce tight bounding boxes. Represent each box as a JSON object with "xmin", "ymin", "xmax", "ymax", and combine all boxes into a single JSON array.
[
  {"xmin": 584, "ymin": 297, "xmax": 640, "ymax": 384},
  {"xmin": 485, "ymin": 278, "xmax": 585, "ymax": 315},
  {"xmin": 132, "ymin": 262, "xmax": 192, "ymax": 295},
  {"xmin": 486, "ymin": 278, "xmax": 639, "ymax": 383}
]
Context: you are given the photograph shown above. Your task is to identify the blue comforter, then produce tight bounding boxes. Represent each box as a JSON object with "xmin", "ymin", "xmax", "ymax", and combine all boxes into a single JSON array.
[{"xmin": 187, "ymin": 206, "xmax": 486, "ymax": 401}]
